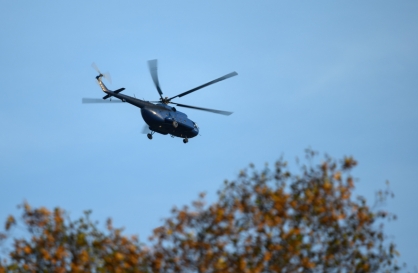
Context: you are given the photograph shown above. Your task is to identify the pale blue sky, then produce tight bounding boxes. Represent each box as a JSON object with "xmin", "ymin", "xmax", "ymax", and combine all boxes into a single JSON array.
[{"xmin": 1, "ymin": 1, "xmax": 417, "ymax": 269}]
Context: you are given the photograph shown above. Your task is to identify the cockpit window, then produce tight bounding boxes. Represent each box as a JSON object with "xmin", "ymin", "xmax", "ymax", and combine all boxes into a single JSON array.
[{"xmin": 193, "ymin": 122, "xmax": 199, "ymax": 129}]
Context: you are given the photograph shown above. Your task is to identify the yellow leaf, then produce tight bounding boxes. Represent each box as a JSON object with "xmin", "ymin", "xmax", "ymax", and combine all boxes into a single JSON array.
[
  {"xmin": 23, "ymin": 246, "xmax": 31, "ymax": 254},
  {"xmin": 115, "ymin": 252, "xmax": 124, "ymax": 261},
  {"xmin": 333, "ymin": 171, "xmax": 341, "ymax": 181},
  {"xmin": 323, "ymin": 182, "xmax": 332, "ymax": 192},
  {"xmin": 264, "ymin": 252, "xmax": 272, "ymax": 261},
  {"xmin": 5, "ymin": 215, "xmax": 15, "ymax": 231}
]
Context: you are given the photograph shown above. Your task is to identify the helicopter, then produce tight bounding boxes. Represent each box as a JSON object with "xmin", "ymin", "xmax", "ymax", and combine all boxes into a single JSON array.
[{"xmin": 82, "ymin": 60, "xmax": 238, "ymax": 143}]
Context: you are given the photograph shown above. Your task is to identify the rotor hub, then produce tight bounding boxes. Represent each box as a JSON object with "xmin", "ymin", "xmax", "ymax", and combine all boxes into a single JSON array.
[{"xmin": 161, "ymin": 96, "xmax": 170, "ymax": 104}]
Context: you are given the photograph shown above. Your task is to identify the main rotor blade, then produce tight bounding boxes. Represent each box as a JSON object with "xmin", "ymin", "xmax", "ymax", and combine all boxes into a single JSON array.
[
  {"xmin": 170, "ymin": 102, "xmax": 233, "ymax": 116},
  {"xmin": 82, "ymin": 98, "xmax": 123, "ymax": 103},
  {"xmin": 168, "ymin": 71, "xmax": 238, "ymax": 101},
  {"xmin": 147, "ymin": 59, "xmax": 164, "ymax": 99}
]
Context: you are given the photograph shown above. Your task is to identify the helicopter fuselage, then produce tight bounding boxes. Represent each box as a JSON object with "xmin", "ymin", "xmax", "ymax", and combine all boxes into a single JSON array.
[
  {"xmin": 141, "ymin": 105, "xmax": 199, "ymax": 138},
  {"xmin": 103, "ymin": 89, "xmax": 199, "ymax": 138}
]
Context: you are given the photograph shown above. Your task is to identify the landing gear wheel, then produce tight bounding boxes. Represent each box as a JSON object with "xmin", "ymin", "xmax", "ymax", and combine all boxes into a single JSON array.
[
  {"xmin": 173, "ymin": 121, "xmax": 178, "ymax": 128},
  {"xmin": 147, "ymin": 133, "xmax": 153, "ymax": 140},
  {"xmin": 183, "ymin": 138, "xmax": 188, "ymax": 144}
]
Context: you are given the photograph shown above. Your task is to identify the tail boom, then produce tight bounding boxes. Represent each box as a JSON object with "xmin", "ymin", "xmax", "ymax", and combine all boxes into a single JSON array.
[{"xmin": 96, "ymin": 75, "xmax": 110, "ymax": 93}]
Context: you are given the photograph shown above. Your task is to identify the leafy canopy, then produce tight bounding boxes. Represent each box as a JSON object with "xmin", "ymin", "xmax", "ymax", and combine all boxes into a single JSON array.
[{"xmin": 1, "ymin": 151, "xmax": 400, "ymax": 272}]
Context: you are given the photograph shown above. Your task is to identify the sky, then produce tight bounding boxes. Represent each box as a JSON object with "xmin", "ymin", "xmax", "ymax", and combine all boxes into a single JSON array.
[{"xmin": 1, "ymin": 1, "xmax": 417, "ymax": 269}]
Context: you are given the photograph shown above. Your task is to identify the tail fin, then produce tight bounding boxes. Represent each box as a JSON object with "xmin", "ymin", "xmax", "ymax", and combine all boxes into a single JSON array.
[
  {"xmin": 96, "ymin": 75, "xmax": 110, "ymax": 93},
  {"xmin": 92, "ymin": 63, "xmax": 112, "ymax": 92}
]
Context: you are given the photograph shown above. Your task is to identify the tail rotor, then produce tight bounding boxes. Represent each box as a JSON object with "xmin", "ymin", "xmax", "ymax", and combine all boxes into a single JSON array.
[{"xmin": 91, "ymin": 62, "xmax": 112, "ymax": 84}]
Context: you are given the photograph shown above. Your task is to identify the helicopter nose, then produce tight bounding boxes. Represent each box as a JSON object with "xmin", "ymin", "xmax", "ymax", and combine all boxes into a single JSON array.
[{"xmin": 191, "ymin": 127, "xmax": 199, "ymax": 137}]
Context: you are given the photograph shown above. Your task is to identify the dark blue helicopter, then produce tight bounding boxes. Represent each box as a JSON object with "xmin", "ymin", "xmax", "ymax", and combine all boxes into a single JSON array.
[{"xmin": 83, "ymin": 60, "xmax": 238, "ymax": 143}]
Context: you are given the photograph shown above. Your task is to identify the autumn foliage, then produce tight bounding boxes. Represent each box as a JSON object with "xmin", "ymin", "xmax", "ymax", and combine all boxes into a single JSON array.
[
  {"xmin": 0, "ymin": 204, "xmax": 146, "ymax": 273},
  {"xmin": 1, "ymin": 152, "xmax": 401, "ymax": 272}
]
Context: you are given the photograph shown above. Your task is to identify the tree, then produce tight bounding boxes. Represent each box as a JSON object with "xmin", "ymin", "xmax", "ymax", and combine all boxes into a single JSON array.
[
  {"xmin": 0, "ymin": 206, "xmax": 146, "ymax": 273},
  {"xmin": 1, "ymin": 151, "xmax": 401, "ymax": 272}
]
